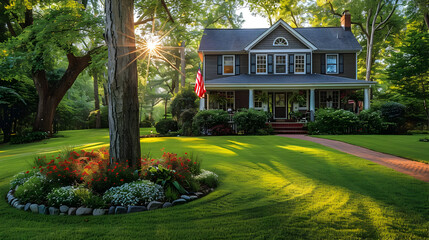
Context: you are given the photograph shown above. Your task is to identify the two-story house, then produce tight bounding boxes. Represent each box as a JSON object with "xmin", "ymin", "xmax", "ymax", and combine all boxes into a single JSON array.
[{"xmin": 197, "ymin": 11, "xmax": 375, "ymax": 122}]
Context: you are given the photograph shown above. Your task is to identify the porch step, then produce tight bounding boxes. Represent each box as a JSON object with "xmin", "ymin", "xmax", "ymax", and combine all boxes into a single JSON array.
[{"xmin": 267, "ymin": 122, "xmax": 307, "ymax": 134}]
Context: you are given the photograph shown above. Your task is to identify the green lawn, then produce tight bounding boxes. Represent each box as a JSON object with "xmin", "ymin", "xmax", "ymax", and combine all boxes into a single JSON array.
[
  {"xmin": 0, "ymin": 130, "xmax": 428, "ymax": 239},
  {"xmin": 315, "ymin": 135, "xmax": 429, "ymax": 164}
]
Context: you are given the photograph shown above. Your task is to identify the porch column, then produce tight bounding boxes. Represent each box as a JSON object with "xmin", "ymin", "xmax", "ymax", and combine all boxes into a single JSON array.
[
  {"xmin": 364, "ymin": 88, "xmax": 370, "ymax": 110},
  {"xmin": 310, "ymin": 89, "xmax": 315, "ymax": 121},
  {"xmin": 199, "ymin": 97, "xmax": 205, "ymax": 110},
  {"xmin": 249, "ymin": 89, "xmax": 254, "ymax": 109}
]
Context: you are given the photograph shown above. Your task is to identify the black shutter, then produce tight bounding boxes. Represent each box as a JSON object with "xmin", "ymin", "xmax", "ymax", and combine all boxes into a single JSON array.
[
  {"xmin": 268, "ymin": 55, "xmax": 273, "ymax": 74},
  {"xmin": 217, "ymin": 55, "xmax": 222, "ymax": 75},
  {"xmin": 235, "ymin": 55, "xmax": 240, "ymax": 75},
  {"xmin": 251, "ymin": 54, "xmax": 256, "ymax": 74},
  {"xmin": 320, "ymin": 54, "xmax": 325, "ymax": 74},
  {"xmin": 306, "ymin": 54, "xmax": 311, "ymax": 74},
  {"xmin": 339, "ymin": 54, "xmax": 344, "ymax": 74},
  {"xmin": 289, "ymin": 54, "xmax": 294, "ymax": 73}
]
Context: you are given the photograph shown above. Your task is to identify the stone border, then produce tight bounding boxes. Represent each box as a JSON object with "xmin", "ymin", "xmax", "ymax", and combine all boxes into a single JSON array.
[{"xmin": 5, "ymin": 188, "xmax": 213, "ymax": 216}]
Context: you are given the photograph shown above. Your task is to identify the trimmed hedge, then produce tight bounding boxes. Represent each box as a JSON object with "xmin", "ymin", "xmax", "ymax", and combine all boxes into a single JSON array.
[
  {"xmin": 233, "ymin": 109, "xmax": 267, "ymax": 135},
  {"xmin": 192, "ymin": 110, "xmax": 229, "ymax": 135},
  {"xmin": 155, "ymin": 119, "xmax": 178, "ymax": 134}
]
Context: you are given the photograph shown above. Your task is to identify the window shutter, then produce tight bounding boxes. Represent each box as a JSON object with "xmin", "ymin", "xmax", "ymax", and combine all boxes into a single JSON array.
[
  {"xmin": 235, "ymin": 55, "xmax": 240, "ymax": 75},
  {"xmin": 217, "ymin": 56, "xmax": 222, "ymax": 75},
  {"xmin": 320, "ymin": 54, "xmax": 325, "ymax": 74},
  {"xmin": 306, "ymin": 54, "xmax": 311, "ymax": 74},
  {"xmin": 268, "ymin": 55, "xmax": 273, "ymax": 74},
  {"xmin": 251, "ymin": 54, "xmax": 256, "ymax": 74},
  {"xmin": 339, "ymin": 54, "xmax": 344, "ymax": 74},
  {"xmin": 289, "ymin": 54, "xmax": 294, "ymax": 73}
]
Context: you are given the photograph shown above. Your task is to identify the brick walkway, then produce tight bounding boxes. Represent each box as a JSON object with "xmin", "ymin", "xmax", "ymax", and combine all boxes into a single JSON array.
[{"xmin": 279, "ymin": 135, "xmax": 429, "ymax": 182}]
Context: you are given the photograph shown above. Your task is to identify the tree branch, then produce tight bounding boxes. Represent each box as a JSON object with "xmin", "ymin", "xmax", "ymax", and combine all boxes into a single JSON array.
[
  {"xmin": 327, "ymin": 1, "xmax": 368, "ymax": 37},
  {"xmin": 375, "ymin": 0, "xmax": 398, "ymax": 31},
  {"xmin": 6, "ymin": 20, "xmax": 17, "ymax": 37},
  {"xmin": 161, "ymin": 0, "xmax": 174, "ymax": 23},
  {"xmin": 134, "ymin": 17, "xmax": 154, "ymax": 26}
]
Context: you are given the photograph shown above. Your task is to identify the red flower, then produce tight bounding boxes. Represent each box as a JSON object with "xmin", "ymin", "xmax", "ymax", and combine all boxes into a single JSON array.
[
  {"xmin": 120, "ymin": 179, "xmax": 124, "ymax": 182},
  {"xmin": 194, "ymin": 162, "xmax": 197, "ymax": 164},
  {"xmin": 25, "ymin": 171, "xmax": 29, "ymax": 174}
]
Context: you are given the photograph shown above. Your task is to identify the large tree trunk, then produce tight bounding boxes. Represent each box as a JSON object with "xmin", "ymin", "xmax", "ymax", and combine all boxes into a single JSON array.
[
  {"xmin": 105, "ymin": 0, "xmax": 141, "ymax": 168},
  {"xmin": 93, "ymin": 72, "xmax": 101, "ymax": 128},
  {"xmin": 32, "ymin": 53, "xmax": 92, "ymax": 136}
]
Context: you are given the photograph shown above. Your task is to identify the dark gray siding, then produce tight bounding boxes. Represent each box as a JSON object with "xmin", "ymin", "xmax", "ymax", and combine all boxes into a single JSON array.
[
  {"xmin": 205, "ymin": 54, "xmax": 248, "ymax": 81},
  {"xmin": 312, "ymin": 53, "xmax": 356, "ymax": 79},
  {"xmin": 235, "ymin": 90, "xmax": 249, "ymax": 109},
  {"xmin": 253, "ymin": 26, "xmax": 309, "ymax": 50}
]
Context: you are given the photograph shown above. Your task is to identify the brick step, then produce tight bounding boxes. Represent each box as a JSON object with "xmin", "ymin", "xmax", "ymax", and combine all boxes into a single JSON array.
[
  {"xmin": 270, "ymin": 124, "xmax": 304, "ymax": 128},
  {"xmin": 272, "ymin": 127, "xmax": 306, "ymax": 131},
  {"xmin": 274, "ymin": 130, "xmax": 308, "ymax": 134}
]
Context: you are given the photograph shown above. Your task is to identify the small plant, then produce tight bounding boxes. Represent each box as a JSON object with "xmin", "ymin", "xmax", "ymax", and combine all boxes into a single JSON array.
[
  {"xmin": 164, "ymin": 186, "xmax": 179, "ymax": 202},
  {"xmin": 10, "ymin": 171, "xmax": 37, "ymax": 190},
  {"xmin": 103, "ymin": 180, "xmax": 164, "ymax": 206},
  {"xmin": 155, "ymin": 119, "xmax": 178, "ymax": 134},
  {"xmin": 419, "ymin": 137, "xmax": 429, "ymax": 142},
  {"xmin": 14, "ymin": 174, "xmax": 53, "ymax": 203},
  {"xmin": 47, "ymin": 186, "xmax": 80, "ymax": 207},
  {"xmin": 195, "ymin": 170, "xmax": 219, "ymax": 188}
]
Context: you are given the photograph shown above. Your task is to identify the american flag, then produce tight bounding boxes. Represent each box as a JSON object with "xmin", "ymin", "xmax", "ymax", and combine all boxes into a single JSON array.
[{"xmin": 194, "ymin": 67, "xmax": 206, "ymax": 98}]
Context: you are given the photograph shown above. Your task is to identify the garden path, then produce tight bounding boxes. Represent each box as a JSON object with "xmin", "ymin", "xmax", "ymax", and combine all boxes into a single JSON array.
[{"xmin": 280, "ymin": 135, "xmax": 429, "ymax": 182}]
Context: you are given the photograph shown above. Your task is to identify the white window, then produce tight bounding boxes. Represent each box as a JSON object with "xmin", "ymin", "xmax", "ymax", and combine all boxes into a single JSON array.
[
  {"xmin": 319, "ymin": 90, "xmax": 340, "ymax": 109},
  {"xmin": 254, "ymin": 91, "xmax": 263, "ymax": 108},
  {"xmin": 326, "ymin": 54, "xmax": 338, "ymax": 74},
  {"xmin": 223, "ymin": 55, "xmax": 235, "ymax": 75},
  {"xmin": 273, "ymin": 37, "xmax": 288, "ymax": 46},
  {"xmin": 256, "ymin": 54, "xmax": 267, "ymax": 74},
  {"xmin": 294, "ymin": 54, "xmax": 305, "ymax": 74},
  {"xmin": 274, "ymin": 54, "xmax": 287, "ymax": 74}
]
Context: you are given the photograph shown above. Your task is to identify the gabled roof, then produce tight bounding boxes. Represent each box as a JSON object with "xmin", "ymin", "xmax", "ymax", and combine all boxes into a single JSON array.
[
  {"xmin": 198, "ymin": 23, "xmax": 362, "ymax": 52},
  {"xmin": 244, "ymin": 20, "xmax": 317, "ymax": 51}
]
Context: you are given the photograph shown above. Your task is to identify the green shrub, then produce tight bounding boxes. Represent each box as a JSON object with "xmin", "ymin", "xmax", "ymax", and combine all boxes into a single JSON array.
[
  {"xmin": 192, "ymin": 110, "xmax": 229, "ymax": 135},
  {"xmin": 233, "ymin": 109, "xmax": 267, "ymax": 135},
  {"xmin": 47, "ymin": 186, "xmax": 80, "ymax": 207},
  {"xmin": 309, "ymin": 109, "xmax": 360, "ymax": 134},
  {"xmin": 73, "ymin": 187, "xmax": 106, "ymax": 208},
  {"xmin": 358, "ymin": 110, "xmax": 386, "ymax": 134},
  {"xmin": 179, "ymin": 109, "xmax": 197, "ymax": 136},
  {"xmin": 155, "ymin": 119, "xmax": 178, "ymax": 134},
  {"xmin": 164, "ymin": 186, "xmax": 179, "ymax": 202},
  {"xmin": 170, "ymin": 87, "xmax": 199, "ymax": 120},
  {"xmin": 380, "ymin": 102, "xmax": 406, "ymax": 133},
  {"xmin": 14, "ymin": 174, "xmax": 53, "ymax": 203},
  {"xmin": 10, "ymin": 131, "xmax": 48, "ymax": 144},
  {"xmin": 140, "ymin": 119, "xmax": 152, "ymax": 128},
  {"xmin": 194, "ymin": 170, "xmax": 219, "ymax": 188}
]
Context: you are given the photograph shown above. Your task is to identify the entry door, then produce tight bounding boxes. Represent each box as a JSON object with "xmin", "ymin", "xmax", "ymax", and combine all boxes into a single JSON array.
[{"xmin": 275, "ymin": 93, "xmax": 287, "ymax": 119}]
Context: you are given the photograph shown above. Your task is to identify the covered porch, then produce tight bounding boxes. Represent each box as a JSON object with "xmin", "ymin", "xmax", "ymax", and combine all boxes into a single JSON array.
[{"xmin": 200, "ymin": 74, "xmax": 374, "ymax": 122}]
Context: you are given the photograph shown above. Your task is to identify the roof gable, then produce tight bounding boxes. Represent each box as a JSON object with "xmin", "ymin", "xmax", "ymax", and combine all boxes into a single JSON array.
[
  {"xmin": 244, "ymin": 20, "xmax": 317, "ymax": 51},
  {"xmin": 252, "ymin": 25, "xmax": 309, "ymax": 50}
]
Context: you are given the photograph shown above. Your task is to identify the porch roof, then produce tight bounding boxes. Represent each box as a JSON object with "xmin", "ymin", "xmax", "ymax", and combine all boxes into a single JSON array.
[{"xmin": 205, "ymin": 74, "xmax": 375, "ymax": 89}]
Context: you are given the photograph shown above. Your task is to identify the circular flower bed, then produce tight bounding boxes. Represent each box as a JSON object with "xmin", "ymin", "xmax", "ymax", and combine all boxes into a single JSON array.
[{"xmin": 5, "ymin": 149, "xmax": 218, "ymax": 216}]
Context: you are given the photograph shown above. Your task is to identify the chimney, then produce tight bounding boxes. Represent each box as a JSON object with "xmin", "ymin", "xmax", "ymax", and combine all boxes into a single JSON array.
[{"xmin": 341, "ymin": 10, "xmax": 351, "ymax": 31}]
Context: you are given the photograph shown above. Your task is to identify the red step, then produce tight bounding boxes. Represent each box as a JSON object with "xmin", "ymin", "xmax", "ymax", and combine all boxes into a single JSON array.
[{"xmin": 267, "ymin": 122, "xmax": 307, "ymax": 134}]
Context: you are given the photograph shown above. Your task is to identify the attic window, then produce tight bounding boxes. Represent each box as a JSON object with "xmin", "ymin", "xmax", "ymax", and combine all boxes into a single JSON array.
[{"xmin": 273, "ymin": 37, "xmax": 288, "ymax": 46}]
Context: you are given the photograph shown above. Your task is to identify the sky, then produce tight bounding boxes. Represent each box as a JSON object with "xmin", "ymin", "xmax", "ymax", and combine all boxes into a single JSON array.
[{"xmin": 239, "ymin": 7, "xmax": 270, "ymax": 28}]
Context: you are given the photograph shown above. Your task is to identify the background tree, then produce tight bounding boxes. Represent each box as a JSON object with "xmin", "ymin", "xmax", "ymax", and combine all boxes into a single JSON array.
[
  {"xmin": 386, "ymin": 26, "xmax": 429, "ymax": 127},
  {"xmin": 1, "ymin": 1, "xmax": 104, "ymax": 136}
]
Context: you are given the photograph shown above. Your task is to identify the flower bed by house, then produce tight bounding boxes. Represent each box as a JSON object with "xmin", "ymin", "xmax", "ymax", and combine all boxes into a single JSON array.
[{"xmin": 5, "ymin": 149, "xmax": 218, "ymax": 216}]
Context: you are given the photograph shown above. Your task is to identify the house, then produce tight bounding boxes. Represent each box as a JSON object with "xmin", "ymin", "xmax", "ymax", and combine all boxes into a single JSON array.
[{"xmin": 197, "ymin": 11, "xmax": 375, "ymax": 123}]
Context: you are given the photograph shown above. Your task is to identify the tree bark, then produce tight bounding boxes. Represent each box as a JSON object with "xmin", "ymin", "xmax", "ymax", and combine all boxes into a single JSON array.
[
  {"xmin": 93, "ymin": 71, "xmax": 101, "ymax": 128},
  {"xmin": 105, "ymin": 0, "xmax": 141, "ymax": 168},
  {"xmin": 33, "ymin": 53, "xmax": 92, "ymax": 135}
]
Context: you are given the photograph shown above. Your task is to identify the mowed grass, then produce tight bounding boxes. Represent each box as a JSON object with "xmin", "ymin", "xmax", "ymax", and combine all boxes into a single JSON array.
[
  {"xmin": 0, "ymin": 130, "xmax": 428, "ymax": 240},
  {"xmin": 315, "ymin": 135, "xmax": 429, "ymax": 164}
]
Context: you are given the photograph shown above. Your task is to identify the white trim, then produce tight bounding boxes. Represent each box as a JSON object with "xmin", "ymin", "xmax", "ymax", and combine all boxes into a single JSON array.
[
  {"xmin": 222, "ymin": 55, "xmax": 235, "ymax": 75},
  {"xmin": 274, "ymin": 54, "xmax": 287, "ymax": 74},
  {"xmin": 249, "ymin": 49, "xmax": 312, "ymax": 53},
  {"xmin": 326, "ymin": 54, "xmax": 339, "ymax": 74},
  {"xmin": 294, "ymin": 54, "xmax": 306, "ymax": 75},
  {"xmin": 256, "ymin": 54, "xmax": 268, "ymax": 74},
  {"xmin": 205, "ymin": 84, "xmax": 374, "ymax": 90},
  {"xmin": 244, "ymin": 19, "xmax": 317, "ymax": 51},
  {"xmin": 273, "ymin": 37, "xmax": 288, "ymax": 46}
]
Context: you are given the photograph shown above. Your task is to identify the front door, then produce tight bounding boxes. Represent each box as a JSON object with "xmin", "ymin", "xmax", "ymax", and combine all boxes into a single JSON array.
[{"xmin": 275, "ymin": 93, "xmax": 287, "ymax": 119}]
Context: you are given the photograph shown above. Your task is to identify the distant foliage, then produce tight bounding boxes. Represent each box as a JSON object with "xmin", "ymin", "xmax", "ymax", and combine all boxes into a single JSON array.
[
  {"xmin": 10, "ymin": 131, "xmax": 48, "ymax": 144},
  {"xmin": 155, "ymin": 119, "xmax": 178, "ymax": 134}
]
